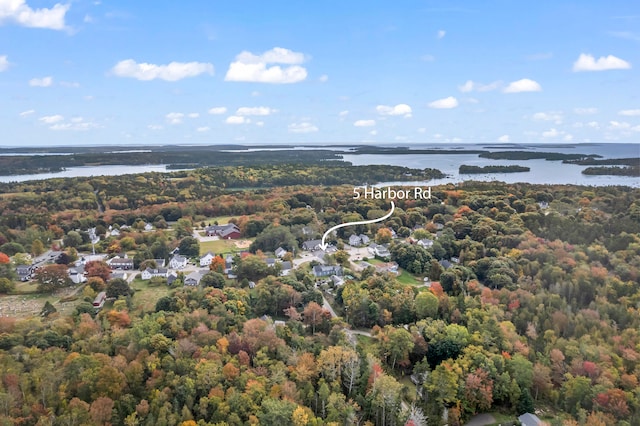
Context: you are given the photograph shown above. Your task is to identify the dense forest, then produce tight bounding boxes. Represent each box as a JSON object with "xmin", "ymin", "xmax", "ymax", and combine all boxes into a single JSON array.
[
  {"xmin": 0, "ymin": 164, "xmax": 639, "ymax": 425},
  {"xmin": 582, "ymin": 166, "xmax": 640, "ymax": 176}
]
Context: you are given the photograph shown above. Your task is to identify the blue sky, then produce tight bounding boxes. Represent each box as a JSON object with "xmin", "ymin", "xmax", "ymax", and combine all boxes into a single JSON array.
[{"xmin": 1, "ymin": 0, "xmax": 639, "ymax": 146}]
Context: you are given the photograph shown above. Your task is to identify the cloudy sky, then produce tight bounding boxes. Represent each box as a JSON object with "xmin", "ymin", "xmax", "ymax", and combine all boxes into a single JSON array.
[{"xmin": 1, "ymin": 0, "xmax": 639, "ymax": 146}]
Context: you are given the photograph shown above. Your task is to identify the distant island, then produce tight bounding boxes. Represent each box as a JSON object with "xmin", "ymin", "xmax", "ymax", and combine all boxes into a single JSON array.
[
  {"xmin": 582, "ymin": 166, "xmax": 640, "ymax": 176},
  {"xmin": 479, "ymin": 151, "xmax": 601, "ymax": 161},
  {"xmin": 459, "ymin": 165, "xmax": 530, "ymax": 174}
]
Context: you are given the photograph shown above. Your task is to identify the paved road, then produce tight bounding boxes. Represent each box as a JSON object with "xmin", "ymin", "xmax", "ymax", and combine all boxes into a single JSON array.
[{"xmin": 464, "ymin": 414, "xmax": 496, "ymax": 426}]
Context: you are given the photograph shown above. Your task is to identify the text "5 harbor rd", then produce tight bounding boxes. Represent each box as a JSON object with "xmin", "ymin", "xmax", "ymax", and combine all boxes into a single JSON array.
[{"xmin": 353, "ymin": 186, "xmax": 432, "ymax": 200}]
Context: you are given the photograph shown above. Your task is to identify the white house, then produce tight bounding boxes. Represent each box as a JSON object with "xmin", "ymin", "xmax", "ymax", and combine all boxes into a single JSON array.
[
  {"xmin": 375, "ymin": 245, "xmax": 391, "ymax": 258},
  {"xmin": 144, "ymin": 223, "xmax": 153, "ymax": 232},
  {"xmin": 417, "ymin": 239, "xmax": 434, "ymax": 248},
  {"xmin": 184, "ymin": 271, "xmax": 203, "ymax": 286},
  {"xmin": 349, "ymin": 234, "xmax": 362, "ymax": 247},
  {"xmin": 109, "ymin": 229, "xmax": 121, "ymax": 237},
  {"xmin": 275, "ymin": 247, "xmax": 287, "ymax": 258},
  {"xmin": 200, "ymin": 251, "xmax": 216, "ymax": 267},
  {"xmin": 68, "ymin": 268, "xmax": 86, "ymax": 284},
  {"xmin": 141, "ymin": 268, "xmax": 168, "ymax": 280},
  {"xmin": 169, "ymin": 255, "xmax": 187, "ymax": 269}
]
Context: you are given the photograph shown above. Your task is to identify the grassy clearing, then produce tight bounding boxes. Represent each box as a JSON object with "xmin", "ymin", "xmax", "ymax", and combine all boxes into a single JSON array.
[
  {"xmin": 199, "ymin": 238, "xmax": 253, "ymax": 256},
  {"xmin": 396, "ymin": 269, "xmax": 422, "ymax": 286},
  {"xmin": 130, "ymin": 278, "xmax": 172, "ymax": 312},
  {"xmin": 199, "ymin": 215, "xmax": 240, "ymax": 226},
  {"xmin": 356, "ymin": 334, "xmax": 376, "ymax": 354}
]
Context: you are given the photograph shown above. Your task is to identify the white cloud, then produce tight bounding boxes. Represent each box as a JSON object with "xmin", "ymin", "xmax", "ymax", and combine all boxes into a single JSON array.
[
  {"xmin": 437, "ymin": 30, "xmax": 446, "ymax": 39},
  {"xmin": 319, "ymin": 74, "xmax": 328, "ymax": 83},
  {"xmin": 288, "ymin": 122, "xmax": 318, "ymax": 133},
  {"xmin": 619, "ymin": 109, "xmax": 640, "ymax": 116},
  {"xmin": 498, "ymin": 134, "xmax": 510, "ymax": 143},
  {"xmin": 0, "ymin": 0, "xmax": 69, "ymax": 30},
  {"xmin": 196, "ymin": 126, "xmax": 210, "ymax": 132},
  {"xmin": 165, "ymin": 112, "xmax": 184, "ymax": 124},
  {"xmin": 458, "ymin": 80, "xmax": 501, "ymax": 92},
  {"xmin": 563, "ymin": 134, "xmax": 574, "ymax": 142},
  {"xmin": 572, "ymin": 53, "xmax": 631, "ymax": 72},
  {"xmin": 532, "ymin": 111, "xmax": 563, "ymax": 124},
  {"xmin": 587, "ymin": 121, "xmax": 600, "ymax": 129},
  {"xmin": 83, "ymin": 14, "xmax": 93, "ymax": 23},
  {"xmin": 19, "ymin": 109, "xmax": 35, "ymax": 117},
  {"xmin": 574, "ymin": 107, "xmax": 598, "ymax": 115},
  {"xmin": 187, "ymin": 112, "xmax": 199, "ymax": 118},
  {"xmin": 50, "ymin": 120, "xmax": 98, "ymax": 131},
  {"xmin": 339, "ymin": 110, "xmax": 349, "ymax": 117},
  {"xmin": 111, "ymin": 59, "xmax": 214, "ymax": 81},
  {"xmin": 428, "ymin": 96, "xmax": 458, "ymax": 109},
  {"xmin": 542, "ymin": 128, "xmax": 560, "ymax": 138},
  {"xmin": 208, "ymin": 107, "xmax": 227, "ymax": 115},
  {"xmin": 147, "ymin": 124, "xmax": 163, "ymax": 130},
  {"xmin": 503, "ymin": 78, "xmax": 541, "ymax": 93},
  {"xmin": 376, "ymin": 103, "xmax": 412, "ymax": 118},
  {"xmin": 29, "ymin": 76, "xmax": 53, "ymax": 87},
  {"xmin": 369, "ymin": 130, "xmax": 378, "ymax": 136},
  {"xmin": 39, "ymin": 114, "xmax": 64, "ymax": 124},
  {"xmin": 236, "ymin": 106, "xmax": 276, "ymax": 116},
  {"xmin": 0, "ymin": 55, "xmax": 8, "ymax": 71},
  {"xmin": 255, "ymin": 121, "xmax": 264, "ymax": 127},
  {"xmin": 226, "ymin": 115, "xmax": 249, "ymax": 124},
  {"xmin": 609, "ymin": 120, "xmax": 631, "ymax": 129},
  {"xmin": 225, "ymin": 47, "xmax": 308, "ymax": 84},
  {"xmin": 354, "ymin": 119, "xmax": 376, "ymax": 127}
]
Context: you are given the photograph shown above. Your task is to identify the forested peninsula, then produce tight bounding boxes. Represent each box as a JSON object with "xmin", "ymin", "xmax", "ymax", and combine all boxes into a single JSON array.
[{"xmin": 0, "ymin": 165, "xmax": 639, "ymax": 425}]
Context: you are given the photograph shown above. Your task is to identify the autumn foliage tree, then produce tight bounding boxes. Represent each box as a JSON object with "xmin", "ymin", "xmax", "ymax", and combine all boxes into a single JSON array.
[
  {"xmin": 85, "ymin": 260, "xmax": 112, "ymax": 282},
  {"xmin": 35, "ymin": 264, "xmax": 72, "ymax": 293}
]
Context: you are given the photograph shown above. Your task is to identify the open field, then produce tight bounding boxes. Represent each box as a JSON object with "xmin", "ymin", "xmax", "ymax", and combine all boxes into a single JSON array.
[
  {"xmin": 129, "ymin": 278, "xmax": 172, "ymax": 312},
  {"xmin": 199, "ymin": 238, "xmax": 253, "ymax": 255},
  {"xmin": 0, "ymin": 283, "xmax": 82, "ymax": 318}
]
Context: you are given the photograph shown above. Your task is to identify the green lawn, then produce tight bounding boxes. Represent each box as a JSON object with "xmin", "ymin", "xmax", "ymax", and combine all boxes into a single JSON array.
[
  {"xmin": 199, "ymin": 215, "xmax": 240, "ymax": 226},
  {"xmin": 396, "ymin": 269, "xmax": 422, "ymax": 286},
  {"xmin": 199, "ymin": 238, "xmax": 253, "ymax": 256},
  {"xmin": 129, "ymin": 278, "xmax": 172, "ymax": 312}
]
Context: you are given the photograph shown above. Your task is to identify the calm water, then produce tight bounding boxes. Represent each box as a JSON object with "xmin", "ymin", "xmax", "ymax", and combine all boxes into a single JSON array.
[
  {"xmin": 343, "ymin": 143, "xmax": 640, "ymax": 188},
  {"xmin": 0, "ymin": 143, "xmax": 637, "ymax": 187},
  {"xmin": 0, "ymin": 165, "xmax": 181, "ymax": 183}
]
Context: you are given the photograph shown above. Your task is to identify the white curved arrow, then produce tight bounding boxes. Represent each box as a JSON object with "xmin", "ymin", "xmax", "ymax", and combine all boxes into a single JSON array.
[{"xmin": 319, "ymin": 201, "xmax": 395, "ymax": 251}]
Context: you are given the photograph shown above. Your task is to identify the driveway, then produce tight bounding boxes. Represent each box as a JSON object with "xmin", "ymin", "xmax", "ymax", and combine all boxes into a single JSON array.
[{"xmin": 464, "ymin": 414, "xmax": 496, "ymax": 426}]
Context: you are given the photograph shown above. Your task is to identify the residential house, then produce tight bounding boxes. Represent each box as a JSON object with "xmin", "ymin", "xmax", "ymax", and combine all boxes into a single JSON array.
[
  {"xmin": 16, "ymin": 265, "xmax": 33, "ymax": 281},
  {"xmin": 204, "ymin": 223, "xmax": 241, "ymax": 239},
  {"xmin": 331, "ymin": 275, "xmax": 345, "ymax": 286},
  {"xmin": 224, "ymin": 254, "xmax": 234, "ymax": 274},
  {"xmin": 275, "ymin": 247, "xmax": 287, "ymax": 258},
  {"xmin": 439, "ymin": 259, "xmax": 452, "ymax": 269},
  {"xmin": 184, "ymin": 271, "xmax": 203, "ymax": 286},
  {"xmin": 154, "ymin": 258, "xmax": 166, "ymax": 268},
  {"xmin": 518, "ymin": 413, "xmax": 542, "ymax": 426},
  {"xmin": 265, "ymin": 258, "xmax": 277, "ymax": 267},
  {"xmin": 109, "ymin": 228, "xmax": 121, "ymax": 237},
  {"xmin": 349, "ymin": 234, "xmax": 362, "ymax": 247},
  {"xmin": 200, "ymin": 251, "xmax": 216, "ymax": 267},
  {"xmin": 111, "ymin": 271, "xmax": 128, "ymax": 281},
  {"xmin": 144, "ymin": 223, "xmax": 153, "ymax": 231},
  {"xmin": 169, "ymin": 255, "xmax": 187, "ymax": 269},
  {"xmin": 312, "ymin": 265, "xmax": 343, "ymax": 277},
  {"xmin": 68, "ymin": 268, "xmax": 87, "ymax": 284},
  {"xmin": 280, "ymin": 261, "xmax": 293, "ymax": 276},
  {"xmin": 374, "ymin": 245, "xmax": 391, "ymax": 259},
  {"xmin": 108, "ymin": 257, "xmax": 134, "ymax": 270},
  {"xmin": 360, "ymin": 234, "xmax": 371, "ymax": 245},
  {"xmin": 375, "ymin": 262, "xmax": 399, "ymax": 275},
  {"xmin": 141, "ymin": 268, "xmax": 168, "ymax": 280},
  {"xmin": 167, "ymin": 272, "xmax": 178, "ymax": 286},
  {"xmin": 417, "ymin": 239, "xmax": 434, "ymax": 248},
  {"xmin": 302, "ymin": 239, "xmax": 322, "ymax": 251}
]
